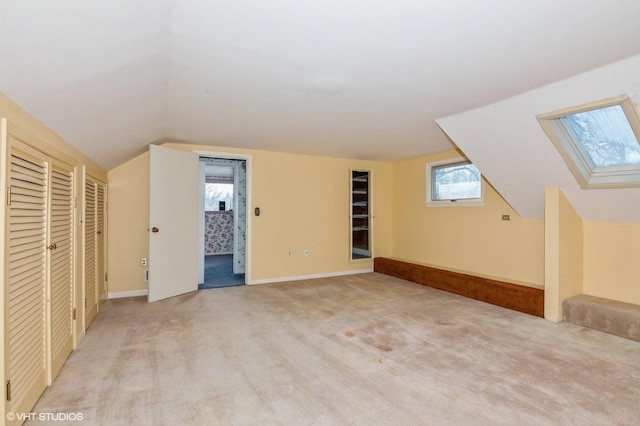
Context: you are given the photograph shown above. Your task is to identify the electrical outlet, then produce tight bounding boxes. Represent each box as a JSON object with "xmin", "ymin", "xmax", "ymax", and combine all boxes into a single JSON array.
[
  {"xmin": 288, "ymin": 250, "xmax": 292, "ymax": 256},
  {"xmin": 304, "ymin": 249, "xmax": 309, "ymax": 256},
  {"xmin": 140, "ymin": 257, "xmax": 148, "ymax": 267}
]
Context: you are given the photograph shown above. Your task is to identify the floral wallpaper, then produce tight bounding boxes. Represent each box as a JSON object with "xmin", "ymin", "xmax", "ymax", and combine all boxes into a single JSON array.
[
  {"xmin": 235, "ymin": 161, "xmax": 246, "ymax": 273},
  {"xmin": 201, "ymin": 158, "xmax": 246, "ymax": 272},
  {"xmin": 205, "ymin": 211, "xmax": 234, "ymax": 255}
]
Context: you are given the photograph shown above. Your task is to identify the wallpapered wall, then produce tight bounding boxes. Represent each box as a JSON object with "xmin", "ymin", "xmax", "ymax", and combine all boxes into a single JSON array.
[{"xmin": 205, "ymin": 211, "xmax": 234, "ymax": 255}]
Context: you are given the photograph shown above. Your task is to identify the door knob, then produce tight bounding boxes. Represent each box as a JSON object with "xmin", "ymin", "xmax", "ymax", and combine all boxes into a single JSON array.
[{"xmin": 152, "ymin": 227, "xmax": 159, "ymax": 233}]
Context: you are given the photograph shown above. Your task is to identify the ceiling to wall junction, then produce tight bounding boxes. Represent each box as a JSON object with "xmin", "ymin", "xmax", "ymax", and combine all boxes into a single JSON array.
[{"xmin": 2, "ymin": 1, "xmax": 640, "ymax": 222}]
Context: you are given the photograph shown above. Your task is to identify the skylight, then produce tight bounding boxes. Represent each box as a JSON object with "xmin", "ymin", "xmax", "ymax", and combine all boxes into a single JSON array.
[{"xmin": 538, "ymin": 95, "xmax": 640, "ymax": 188}]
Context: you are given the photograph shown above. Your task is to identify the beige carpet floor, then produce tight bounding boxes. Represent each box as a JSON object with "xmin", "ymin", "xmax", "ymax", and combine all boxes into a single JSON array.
[{"xmin": 30, "ymin": 273, "xmax": 640, "ymax": 425}]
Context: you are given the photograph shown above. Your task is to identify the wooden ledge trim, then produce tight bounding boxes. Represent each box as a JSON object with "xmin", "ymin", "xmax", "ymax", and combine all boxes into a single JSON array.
[{"xmin": 374, "ymin": 257, "xmax": 544, "ymax": 317}]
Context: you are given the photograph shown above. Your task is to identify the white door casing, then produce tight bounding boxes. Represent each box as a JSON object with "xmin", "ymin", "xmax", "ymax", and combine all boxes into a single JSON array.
[{"xmin": 148, "ymin": 145, "xmax": 199, "ymax": 302}]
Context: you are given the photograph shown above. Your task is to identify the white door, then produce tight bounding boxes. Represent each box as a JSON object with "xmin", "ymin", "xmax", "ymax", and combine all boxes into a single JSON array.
[{"xmin": 148, "ymin": 145, "xmax": 199, "ymax": 302}]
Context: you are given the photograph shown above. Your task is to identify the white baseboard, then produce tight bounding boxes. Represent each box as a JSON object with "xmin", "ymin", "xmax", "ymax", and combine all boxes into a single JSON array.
[
  {"xmin": 248, "ymin": 268, "xmax": 373, "ymax": 285},
  {"xmin": 108, "ymin": 289, "xmax": 149, "ymax": 299},
  {"xmin": 108, "ymin": 269, "xmax": 373, "ymax": 297}
]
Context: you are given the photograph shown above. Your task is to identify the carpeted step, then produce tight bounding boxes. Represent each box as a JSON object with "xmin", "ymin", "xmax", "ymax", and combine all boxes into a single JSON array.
[{"xmin": 562, "ymin": 294, "xmax": 640, "ymax": 342}]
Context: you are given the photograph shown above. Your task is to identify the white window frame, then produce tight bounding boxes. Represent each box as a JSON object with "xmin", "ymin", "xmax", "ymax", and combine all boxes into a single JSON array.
[
  {"xmin": 537, "ymin": 94, "xmax": 640, "ymax": 189},
  {"xmin": 426, "ymin": 156, "xmax": 484, "ymax": 207}
]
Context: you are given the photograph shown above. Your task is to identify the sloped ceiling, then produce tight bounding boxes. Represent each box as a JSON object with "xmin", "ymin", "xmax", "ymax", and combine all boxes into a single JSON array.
[
  {"xmin": 2, "ymin": 1, "xmax": 640, "ymax": 174},
  {"xmin": 437, "ymin": 54, "xmax": 640, "ymax": 222}
]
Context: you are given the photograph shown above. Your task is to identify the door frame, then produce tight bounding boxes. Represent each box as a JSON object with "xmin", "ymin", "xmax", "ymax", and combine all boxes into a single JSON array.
[{"xmin": 194, "ymin": 150, "xmax": 252, "ymax": 284}]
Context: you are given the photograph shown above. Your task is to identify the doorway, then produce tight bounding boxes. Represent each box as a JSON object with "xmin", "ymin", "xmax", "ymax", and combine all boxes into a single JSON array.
[{"xmin": 198, "ymin": 157, "xmax": 247, "ymax": 289}]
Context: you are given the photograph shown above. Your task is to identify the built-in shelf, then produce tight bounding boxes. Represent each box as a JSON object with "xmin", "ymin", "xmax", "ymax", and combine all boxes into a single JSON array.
[{"xmin": 350, "ymin": 170, "xmax": 371, "ymax": 260}]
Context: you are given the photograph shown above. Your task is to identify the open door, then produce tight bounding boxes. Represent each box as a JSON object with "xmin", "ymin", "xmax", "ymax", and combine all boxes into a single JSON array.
[{"xmin": 148, "ymin": 145, "xmax": 199, "ymax": 302}]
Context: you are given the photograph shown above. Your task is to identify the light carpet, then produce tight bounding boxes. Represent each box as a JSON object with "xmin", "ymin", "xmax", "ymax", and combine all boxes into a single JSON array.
[{"xmin": 30, "ymin": 273, "xmax": 640, "ymax": 425}]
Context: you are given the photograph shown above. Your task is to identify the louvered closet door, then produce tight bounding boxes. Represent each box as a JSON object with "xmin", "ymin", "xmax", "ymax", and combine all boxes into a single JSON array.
[
  {"xmin": 96, "ymin": 183, "xmax": 106, "ymax": 307},
  {"xmin": 48, "ymin": 161, "xmax": 74, "ymax": 381},
  {"xmin": 5, "ymin": 142, "xmax": 49, "ymax": 418},
  {"xmin": 84, "ymin": 181, "xmax": 97, "ymax": 328}
]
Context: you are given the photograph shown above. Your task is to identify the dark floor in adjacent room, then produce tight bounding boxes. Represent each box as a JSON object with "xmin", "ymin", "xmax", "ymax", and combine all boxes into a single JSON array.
[{"xmin": 199, "ymin": 254, "xmax": 245, "ymax": 289}]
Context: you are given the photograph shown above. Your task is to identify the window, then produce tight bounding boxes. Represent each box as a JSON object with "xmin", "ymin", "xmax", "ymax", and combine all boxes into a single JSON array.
[
  {"xmin": 427, "ymin": 157, "xmax": 483, "ymax": 206},
  {"xmin": 538, "ymin": 95, "xmax": 640, "ymax": 188},
  {"xmin": 205, "ymin": 183, "xmax": 234, "ymax": 211}
]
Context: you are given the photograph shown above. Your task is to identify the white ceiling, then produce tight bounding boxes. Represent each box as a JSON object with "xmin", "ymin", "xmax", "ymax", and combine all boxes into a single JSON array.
[
  {"xmin": 3, "ymin": 1, "xmax": 640, "ymax": 172},
  {"xmin": 438, "ymin": 54, "xmax": 640, "ymax": 222}
]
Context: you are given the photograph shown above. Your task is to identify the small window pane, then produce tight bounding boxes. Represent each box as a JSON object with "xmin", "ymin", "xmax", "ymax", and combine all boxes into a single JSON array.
[
  {"xmin": 563, "ymin": 105, "xmax": 640, "ymax": 167},
  {"xmin": 205, "ymin": 183, "xmax": 233, "ymax": 211},
  {"xmin": 433, "ymin": 162, "xmax": 481, "ymax": 201}
]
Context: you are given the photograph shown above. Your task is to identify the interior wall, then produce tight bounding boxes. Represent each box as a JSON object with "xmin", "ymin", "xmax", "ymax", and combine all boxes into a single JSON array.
[
  {"xmin": 107, "ymin": 151, "xmax": 150, "ymax": 294},
  {"xmin": 107, "ymin": 141, "xmax": 393, "ymax": 292},
  {"xmin": 544, "ymin": 188, "xmax": 584, "ymax": 322},
  {"xmin": 583, "ymin": 221, "xmax": 640, "ymax": 305},
  {"xmin": 0, "ymin": 92, "xmax": 106, "ymax": 180},
  {"xmin": 392, "ymin": 150, "xmax": 544, "ymax": 288},
  {"xmin": 436, "ymin": 53, "xmax": 640, "ymax": 223}
]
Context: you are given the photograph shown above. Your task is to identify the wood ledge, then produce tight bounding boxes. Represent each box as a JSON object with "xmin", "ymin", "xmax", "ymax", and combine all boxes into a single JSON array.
[{"xmin": 374, "ymin": 257, "xmax": 544, "ymax": 317}]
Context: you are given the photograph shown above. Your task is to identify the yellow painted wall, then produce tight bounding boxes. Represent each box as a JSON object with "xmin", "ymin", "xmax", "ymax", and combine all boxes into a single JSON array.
[
  {"xmin": 107, "ymin": 142, "xmax": 393, "ymax": 292},
  {"xmin": 392, "ymin": 150, "xmax": 544, "ymax": 287},
  {"xmin": 557, "ymin": 189, "xmax": 584, "ymax": 308},
  {"xmin": 107, "ymin": 152, "xmax": 150, "ymax": 293},
  {"xmin": 0, "ymin": 92, "xmax": 106, "ymax": 180},
  {"xmin": 544, "ymin": 188, "xmax": 584, "ymax": 321},
  {"xmin": 583, "ymin": 221, "xmax": 640, "ymax": 305}
]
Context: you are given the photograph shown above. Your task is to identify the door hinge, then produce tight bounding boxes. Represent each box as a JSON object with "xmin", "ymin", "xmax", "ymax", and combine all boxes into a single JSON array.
[
  {"xmin": 105, "ymin": 273, "xmax": 108, "ymax": 282},
  {"xmin": 6, "ymin": 380, "xmax": 11, "ymax": 401},
  {"xmin": 72, "ymin": 308, "xmax": 77, "ymax": 320},
  {"xmin": 6, "ymin": 187, "xmax": 10, "ymax": 206},
  {"xmin": 85, "ymin": 298, "xmax": 87, "ymax": 308}
]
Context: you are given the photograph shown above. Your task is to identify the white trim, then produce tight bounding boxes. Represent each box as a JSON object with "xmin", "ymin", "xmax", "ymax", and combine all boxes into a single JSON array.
[
  {"xmin": 248, "ymin": 268, "xmax": 373, "ymax": 285},
  {"xmin": 349, "ymin": 168, "xmax": 373, "ymax": 260},
  {"xmin": 194, "ymin": 150, "xmax": 252, "ymax": 283},
  {"xmin": 537, "ymin": 94, "xmax": 640, "ymax": 189},
  {"xmin": 426, "ymin": 156, "xmax": 484, "ymax": 207},
  {"xmin": 109, "ymin": 289, "xmax": 149, "ymax": 299}
]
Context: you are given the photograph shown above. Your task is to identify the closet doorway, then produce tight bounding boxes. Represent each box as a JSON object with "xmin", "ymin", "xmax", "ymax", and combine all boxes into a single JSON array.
[{"xmin": 198, "ymin": 157, "xmax": 246, "ymax": 289}]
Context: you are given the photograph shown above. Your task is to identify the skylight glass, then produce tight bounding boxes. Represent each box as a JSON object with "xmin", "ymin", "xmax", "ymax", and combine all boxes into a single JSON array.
[
  {"xmin": 563, "ymin": 105, "xmax": 640, "ymax": 167},
  {"xmin": 537, "ymin": 95, "xmax": 640, "ymax": 189}
]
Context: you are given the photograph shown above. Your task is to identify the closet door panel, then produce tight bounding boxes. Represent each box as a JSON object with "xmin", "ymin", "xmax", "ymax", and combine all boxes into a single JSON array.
[
  {"xmin": 84, "ymin": 181, "xmax": 97, "ymax": 328},
  {"xmin": 96, "ymin": 183, "xmax": 106, "ymax": 307},
  {"xmin": 5, "ymin": 142, "xmax": 48, "ymax": 418},
  {"xmin": 48, "ymin": 162, "xmax": 74, "ymax": 381}
]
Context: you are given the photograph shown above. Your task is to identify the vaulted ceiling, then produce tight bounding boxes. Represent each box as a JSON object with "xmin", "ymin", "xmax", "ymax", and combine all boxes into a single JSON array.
[
  {"xmin": 2, "ymin": 0, "xmax": 640, "ymax": 170},
  {"xmin": 2, "ymin": 1, "xmax": 640, "ymax": 220}
]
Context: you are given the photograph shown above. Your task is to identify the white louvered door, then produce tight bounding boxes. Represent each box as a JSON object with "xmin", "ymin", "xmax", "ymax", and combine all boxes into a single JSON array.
[
  {"xmin": 5, "ymin": 141, "xmax": 49, "ymax": 418},
  {"xmin": 96, "ymin": 183, "xmax": 106, "ymax": 307},
  {"xmin": 84, "ymin": 180, "xmax": 97, "ymax": 328},
  {"xmin": 48, "ymin": 161, "xmax": 74, "ymax": 382}
]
